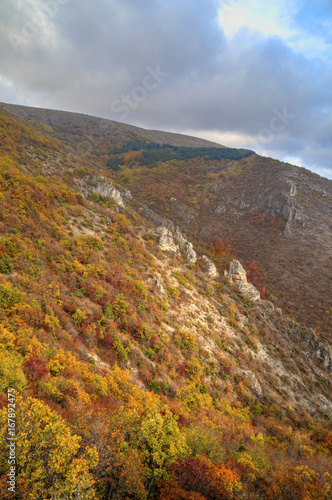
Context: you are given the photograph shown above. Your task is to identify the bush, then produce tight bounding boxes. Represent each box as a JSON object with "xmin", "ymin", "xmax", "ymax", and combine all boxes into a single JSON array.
[
  {"xmin": 113, "ymin": 335, "xmax": 129, "ymax": 362},
  {"xmin": 104, "ymin": 302, "xmax": 115, "ymax": 320},
  {"xmin": 23, "ymin": 357, "xmax": 49, "ymax": 381},
  {"xmin": 145, "ymin": 348, "xmax": 156, "ymax": 361},
  {"xmin": 0, "ymin": 351, "xmax": 27, "ymax": 393},
  {"xmin": 133, "ymin": 280, "xmax": 147, "ymax": 301},
  {"xmin": 0, "ymin": 283, "xmax": 25, "ymax": 310},
  {"xmin": 112, "ymin": 294, "xmax": 129, "ymax": 318},
  {"xmin": 72, "ymin": 308, "xmax": 86, "ymax": 326},
  {"xmin": 0, "ymin": 397, "xmax": 98, "ymax": 498},
  {"xmin": 0, "ymin": 253, "xmax": 13, "ymax": 274}
]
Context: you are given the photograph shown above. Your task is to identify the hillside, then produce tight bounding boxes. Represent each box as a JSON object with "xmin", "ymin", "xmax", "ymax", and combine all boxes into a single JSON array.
[
  {"xmin": 1, "ymin": 102, "xmax": 331, "ymax": 338},
  {"xmin": 0, "ymin": 105, "xmax": 331, "ymax": 499}
]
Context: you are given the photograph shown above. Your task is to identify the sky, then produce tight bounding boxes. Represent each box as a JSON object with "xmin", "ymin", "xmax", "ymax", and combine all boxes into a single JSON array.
[{"xmin": 0, "ymin": 0, "xmax": 332, "ymax": 179}]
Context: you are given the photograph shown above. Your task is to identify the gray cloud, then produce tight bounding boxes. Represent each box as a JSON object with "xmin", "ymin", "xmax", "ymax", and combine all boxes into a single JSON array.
[{"xmin": 0, "ymin": 0, "xmax": 332, "ymax": 178}]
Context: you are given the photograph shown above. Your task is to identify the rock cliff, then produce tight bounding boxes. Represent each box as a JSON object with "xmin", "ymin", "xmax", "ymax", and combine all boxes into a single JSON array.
[{"xmin": 225, "ymin": 260, "xmax": 261, "ymax": 301}]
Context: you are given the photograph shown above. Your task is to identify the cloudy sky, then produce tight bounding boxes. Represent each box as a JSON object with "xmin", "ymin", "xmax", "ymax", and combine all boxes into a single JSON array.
[{"xmin": 0, "ymin": 0, "xmax": 332, "ymax": 179}]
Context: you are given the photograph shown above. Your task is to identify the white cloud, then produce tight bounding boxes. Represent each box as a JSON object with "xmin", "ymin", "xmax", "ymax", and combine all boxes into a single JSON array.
[
  {"xmin": 181, "ymin": 129, "xmax": 255, "ymax": 149},
  {"xmin": 218, "ymin": 0, "xmax": 297, "ymax": 38},
  {"xmin": 218, "ymin": 0, "xmax": 330, "ymax": 61}
]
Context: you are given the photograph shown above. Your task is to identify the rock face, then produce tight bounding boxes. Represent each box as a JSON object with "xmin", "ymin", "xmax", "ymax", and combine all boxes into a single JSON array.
[
  {"xmin": 91, "ymin": 181, "xmax": 125, "ymax": 208},
  {"xmin": 297, "ymin": 326, "xmax": 332, "ymax": 373},
  {"xmin": 225, "ymin": 260, "xmax": 260, "ymax": 301},
  {"xmin": 185, "ymin": 242, "xmax": 197, "ymax": 265},
  {"xmin": 157, "ymin": 226, "xmax": 197, "ymax": 264},
  {"xmin": 201, "ymin": 256, "xmax": 219, "ymax": 278},
  {"xmin": 76, "ymin": 176, "xmax": 125, "ymax": 209},
  {"xmin": 241, "ymin": 370, "xmax": 262, "ymax": 397},
  {"xmin": 157, "ymin": 227, "xmax": 178, "ymax": 253}
]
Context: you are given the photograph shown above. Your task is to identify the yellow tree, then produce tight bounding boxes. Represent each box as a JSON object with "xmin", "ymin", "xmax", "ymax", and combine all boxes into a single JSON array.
[{"xmin": 0, "ymin": 396, "xmax": 98, "ymax": 499}]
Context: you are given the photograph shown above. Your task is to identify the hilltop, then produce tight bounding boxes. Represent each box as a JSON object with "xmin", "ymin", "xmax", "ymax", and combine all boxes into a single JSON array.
[{"xmin": 0, "ymin": 102, "xmax": 224, "ymax": 148}]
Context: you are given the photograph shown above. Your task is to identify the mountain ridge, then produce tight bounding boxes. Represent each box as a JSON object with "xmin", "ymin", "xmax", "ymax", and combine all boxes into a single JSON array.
[{"xmin": 0, "ymin": 101, "xmax": 225, "ymax": 148}]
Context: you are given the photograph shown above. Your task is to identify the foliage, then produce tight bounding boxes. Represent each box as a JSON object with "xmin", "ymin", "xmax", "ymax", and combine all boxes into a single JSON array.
[
  {"xmin": 0, "ymin": 253, "xmax": 13, "ymax": 274},
  {"xmin": 115, "ymin": 386, "xmax": 190, "ymax": 480},
  {"xmin": 112, "ymin": 293, "xmax": 129, "ymax": 317},
  {"xmin": 0, "ymin": 283, "xmax": 25, "ymax": 311},
  {"xmin": 167, "ymin": 455, "xmax": 242, "ymax": 499},
  {"xmin": 109, "ymin": 140, "xmax": 254, "ymax": 166},
  {"xmin": 0, "ymin": 397, "xmax": 98, "ymax": 499}
]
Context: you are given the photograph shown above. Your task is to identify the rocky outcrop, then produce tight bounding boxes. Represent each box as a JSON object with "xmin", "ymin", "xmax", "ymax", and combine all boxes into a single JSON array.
[
  {"xmin": 156, "ymin": 226, "xmax": 197, "ymax": 264},
  {"xmin": 174, "ymin": 228, "xmax": 197, "ymax": 264},
  {"xmin": 147, "ymin": 276, "xmax": 166, "ymax": 295},
  {"xmin": 225, "ymin": 260, "xmax": 260, "ymax": 301},
  {"xmin": 122, "ymin": 189, "xmax": 132, "ymax": 200},
  {"xmin": 157, "ymin": 227, "xmax": 178, "ymax": 253},
  {"xmin": 241, "ymin": 369, "xmax": 262, "ymax": 397},
  {"xmin": 185, "ymin": 242, "xmax": 197, "ymax": 265},
  {"xmin": 201, "ymin": 256, "xmax": 219, "ymax": 278},
  {"xmin": 293, "ymin": 325, "xmax": 332, "ymax": 373},
  {"xmin": 75, "ymin": 176, "xmax": 125, "ymax": 209}
]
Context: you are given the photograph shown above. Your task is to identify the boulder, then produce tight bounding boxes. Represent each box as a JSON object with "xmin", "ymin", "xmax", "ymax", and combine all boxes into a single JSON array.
[
  {"xmin": 225, "ymin": 260, "xmax": 260, "ymax": 301},
  {"xmin": 185, "ymin": 242, "xmax": 197, "ymax": 265},
  {"xmin": 157, "ymin": 227, "xmax": 178, "ymax": 253},
  {"xmin": 202, "ymin": 255, "xmax": 219, "ymax": 278}
]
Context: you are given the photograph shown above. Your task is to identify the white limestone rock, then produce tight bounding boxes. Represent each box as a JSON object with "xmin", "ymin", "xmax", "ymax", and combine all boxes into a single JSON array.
[
  {"xmin": 76, "ymin": 176, "xmax": 125, "ymax": 208},
  {"xmin": 225, "ymin": 260, "xmax": 260, "ymax": 301},
  {"xmin": 157, "ymin": 226, "xmax": 197, "ymax": 263},
  {"xmin": 157, "ymin": 227, "xmax": 178, "ymax": 253},
  {"xmin": 175, "ymin": 229, "xmax": 197, "ymax": 264},
  {"xmin": 241, "ymin": 369, "xmax": 262, "ymax": 397},
  {"xmin": 91, "ymin": 182, "xmax": 124, "ymax": 208},
  {"xmin": 185, "ymin": 242, "xmax": 197, "ymax": 265},
  {"xmin": 201, "ymin": 255, "xmax": 219, "ymax": 278}
]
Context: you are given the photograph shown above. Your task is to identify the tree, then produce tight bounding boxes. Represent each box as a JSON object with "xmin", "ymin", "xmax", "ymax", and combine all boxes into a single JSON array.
[{"xmin": 0, "ymin": 397, "xmax": 98, "ymax": 499}]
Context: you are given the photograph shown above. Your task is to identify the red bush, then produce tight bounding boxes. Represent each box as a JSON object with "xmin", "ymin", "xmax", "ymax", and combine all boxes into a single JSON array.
[{"xmin": 23, "ymin": 357, "xmax": 49, "ymax": 381}]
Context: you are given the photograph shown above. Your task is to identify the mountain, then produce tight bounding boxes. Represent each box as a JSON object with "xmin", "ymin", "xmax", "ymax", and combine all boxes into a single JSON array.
[
  {"xmin": 0, "ymin": 103, "xmax": 331, "ymax": 499},
  {"xmin": 2, "ymin": 101, "xmax": 330, "ymax": 338}
]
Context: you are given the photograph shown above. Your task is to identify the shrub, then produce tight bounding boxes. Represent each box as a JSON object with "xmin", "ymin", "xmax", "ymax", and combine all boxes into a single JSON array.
[
  {"xmin": 0, "ymin": 351, "xmax": 27, "ymax": 393},
  {"xmin": 175, "ymin": 330, "xmax": 198, "ymax": 350},
  {"xmin": 23, "ymin": 357, "xmax": 49, "ymax": 381},
  {"xmin": 72, "ymin": 308, "xmax": 86, "ymax": 326},
  {"xmin": 145, "ymin": 348, "xmax": 156, "ymax": 361},
  {"xmin": 149, "ymin": 379, "xmax": 162, "ymax": 394},
  {"xmin": 185, "ymin": 358, "xmax": 203, "ymax": 376},
  {"xmin": 133, "ymin": 280, "xmax": 147, "ymax": 300},
  {"xmin": 0, "ymin": 283, "xmax": 25, "ymax": 311},
  {"xmin": 0, "ymin": 253, "xmax": 13, "ymax": 274},
  {"xmin": 0, "ymin": 397, "xmax": 98, "ymax": 498},
  {"xmin": 113, "ymin": 335, "xmax": 129, "ymax": 362},
  {"xmin": 112, "ymin": 294, "xmax": 129, "ymax": 318},
  {"xmin": 104, "ymin": 302, "xmax": 115, "ymax": 320}
]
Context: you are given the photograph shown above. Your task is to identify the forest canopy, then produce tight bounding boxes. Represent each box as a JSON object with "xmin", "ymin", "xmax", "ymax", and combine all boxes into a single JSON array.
[{"xmin": 107, "ymin": 141, "xmax": 254, "ymax": 170}]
